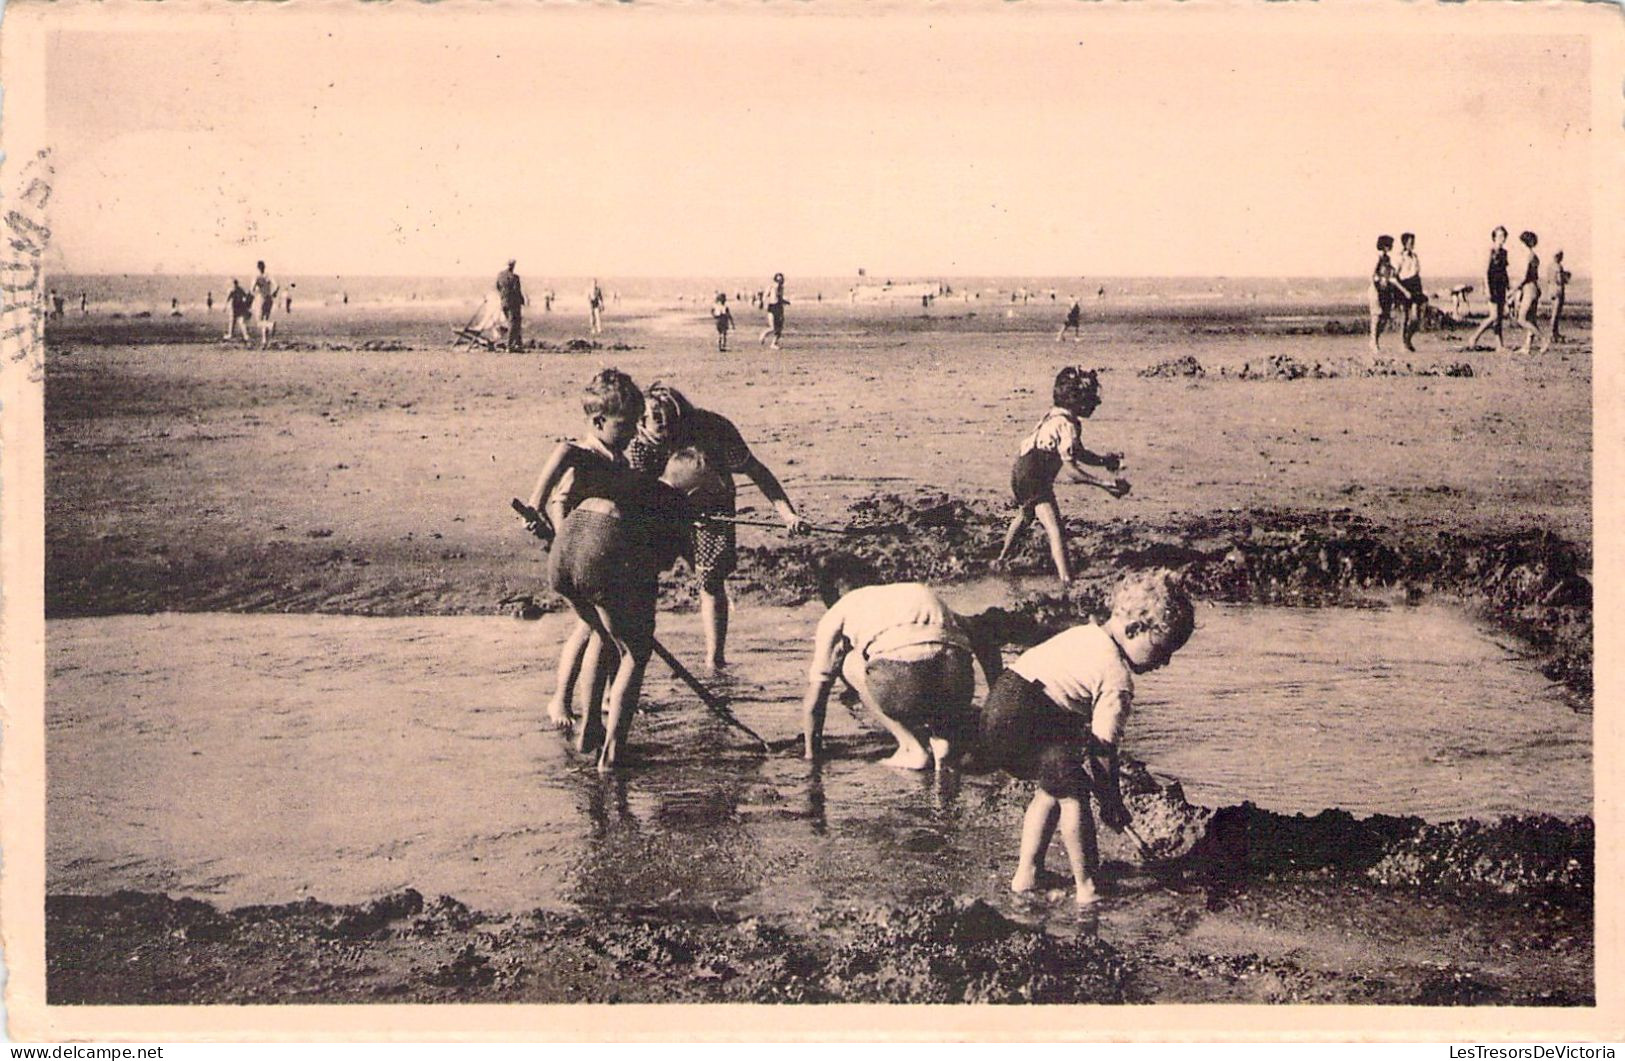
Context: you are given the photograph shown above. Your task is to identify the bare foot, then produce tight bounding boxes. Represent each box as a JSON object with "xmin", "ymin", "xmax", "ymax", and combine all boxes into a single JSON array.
[
  {"xmin": 928, "ymin": 737, "xmax": 952, "ymax": 768},
  {"xmin": 1010, "ymin": 866, "xmax": 1039, "ymax": 894},
  {"xmin": 596, "ymin": 736, "xmax": 620, "ymax": 773},
  {"xmin": 545, "ymin": 703, "xmax": 575, "ymax": 731},
  {"xmin": 882, "ymin": 744, "xmax": 931, "ymax": 770},
  {"xmin": 1075, "ymin": 879, "xmax": 1101, "ymax": 906}
]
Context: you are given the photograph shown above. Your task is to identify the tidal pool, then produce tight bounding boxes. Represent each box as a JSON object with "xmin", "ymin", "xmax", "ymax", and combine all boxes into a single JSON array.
[{"xmin": 46, "ymin": 598, "xmax": 1586, "ymax": 916}]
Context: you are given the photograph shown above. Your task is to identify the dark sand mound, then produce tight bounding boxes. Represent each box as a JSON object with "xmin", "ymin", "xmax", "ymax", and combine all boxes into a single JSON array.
[
  {"xmin": 48, "ymin": 889, "xmax": 1129, "ymax": 1005},
  {"xmin": 47, "ymin": 788, "xmax": 1591, "ymax": 1005}
]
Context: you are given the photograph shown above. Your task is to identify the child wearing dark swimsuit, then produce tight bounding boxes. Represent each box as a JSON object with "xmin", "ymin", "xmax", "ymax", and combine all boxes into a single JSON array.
[{"xmin": 995, "ymin": 367, "xmax": 1130, "ymax": 585}]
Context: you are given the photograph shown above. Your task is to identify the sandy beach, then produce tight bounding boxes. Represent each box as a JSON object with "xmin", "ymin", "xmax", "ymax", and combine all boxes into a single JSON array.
[{"xmin": 42, "ymin": 291, "xmax": 1594, "ymax": 1005}]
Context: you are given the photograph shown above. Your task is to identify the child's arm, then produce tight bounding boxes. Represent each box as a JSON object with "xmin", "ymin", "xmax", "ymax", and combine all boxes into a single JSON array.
[
  {"xmin": 1083, "ymin": 691, "xmax": 1133, "ymax": 831},
  {"xmin": 1063, "ymin": 458, "xmax": 1131, "ymax": 497},
  {"xmin": 801, "ymin": 607, "xmax": 849, "ymax": 758},
  {"xmin": 526, "ymin": 441, "xmax": 574, "ymax": 533},
  {"xmin": 740, "ymin": 455, "xmax": 810, "ymax": 534},
  {"xmin": 801, "ymin": 677, "xmax": 835, "ymax": 759},
  {"xmin": 1072, "ymin": 446, "xmax": 1123, "ymax": 473}
]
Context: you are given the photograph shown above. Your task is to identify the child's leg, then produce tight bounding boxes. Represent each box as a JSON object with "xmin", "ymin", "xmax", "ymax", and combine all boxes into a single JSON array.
[
  {"xmin": 996, "ymin": 509, "xmax": 1033, "ymax": 564},
  {"xmin": 1032, "ymin": 500, "xmax": 1073, "ymax": 583},
  {"xmin": 546, "ymin": 617, "xmax": 593, "ymax": 729},
  {"xmin": 700, "ymin": 584, "xmax": 729, "ymax": 672},
  {"xmin": 594, "ymin": 605, "xmax": 652, "ymax": 772},
  {"xmin": 574, "ymin": 623, "xmax": 614, "ymax": 755},
  {"xmin": 852, "ymin": 659, "xmax": 931, "ymax": 770},
  {"xmin": 1056, "ymin": 795, "xmax": 1101, "ymax": 905},
  {"xmin": 1012, "ymin": 790, "xmax": 1061, "ymax": 893}
]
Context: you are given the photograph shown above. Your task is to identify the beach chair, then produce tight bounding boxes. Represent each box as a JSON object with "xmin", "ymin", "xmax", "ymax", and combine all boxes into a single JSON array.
[{"xmin": 451, "ymin": 293, "xmax": 508, "ymax": 351}]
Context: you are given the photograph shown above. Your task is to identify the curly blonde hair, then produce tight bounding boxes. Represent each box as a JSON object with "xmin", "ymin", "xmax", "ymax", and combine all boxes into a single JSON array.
[{"xmin": 1109, "ymin": 568, "xmax": 1196, "ymax": 645}]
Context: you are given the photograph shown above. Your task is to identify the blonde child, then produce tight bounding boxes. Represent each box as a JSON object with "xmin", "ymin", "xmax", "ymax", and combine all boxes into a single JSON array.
[
  {"xmin": 524, "ymin": 370, "xmax": 643, "ymax": 747},
  {"xmin": 977, "ymin": 569, "xmax": 1195, "ymax": 905}
]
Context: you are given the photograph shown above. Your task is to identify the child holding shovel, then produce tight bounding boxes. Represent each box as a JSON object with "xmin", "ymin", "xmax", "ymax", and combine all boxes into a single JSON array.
[{"xmin": 974, "ymin": 568, "xmax": 1194, "ymax": 904}]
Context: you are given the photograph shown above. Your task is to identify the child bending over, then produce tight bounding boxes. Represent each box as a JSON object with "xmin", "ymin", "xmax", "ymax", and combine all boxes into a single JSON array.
[
  {"xmin": 977, "ymin": 569, "xmax": 1194, "ymax": 904},
  {"xmin": 800, "ymin": 554, "xmax": 1003, "ymax": 770},
  {"xmin": 995, "ymin": 366, "xmax": 1130, "ymax": 584}
]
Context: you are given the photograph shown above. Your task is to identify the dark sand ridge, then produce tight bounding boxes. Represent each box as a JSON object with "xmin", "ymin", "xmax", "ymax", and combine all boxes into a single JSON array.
[{"xmin": 41, "ymin": 301, "xmax": 1593, "ymax": 1004}]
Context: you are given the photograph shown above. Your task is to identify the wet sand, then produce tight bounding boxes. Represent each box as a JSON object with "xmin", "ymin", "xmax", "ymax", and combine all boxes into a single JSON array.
[{"xmin": 41, "ymin": 298, "xmax": 1593, "ymax": 1004}]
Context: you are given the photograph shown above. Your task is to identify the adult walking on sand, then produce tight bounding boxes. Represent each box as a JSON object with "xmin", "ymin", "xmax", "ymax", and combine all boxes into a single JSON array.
[
  {"xmin": 759, "ymin": 272, "xmax": 788, "ymax": 350},
  {"xmin": 1368, "ymin": 235, "xmax": 1407, "ymax": 353},
  {"xmin": 626, "ymin": 381, "xmax": 810, "ymax": 673},
  {"xmin": 1509, "ymin": 230, "xmax": 1545, "ymax": 355},
  {"xmin": 496, "ymin": 259, "xmax": 525, "ymax": 352},
  {"xmin": 1057, "ymin": 296, "xmax": 1083, "ymax": 342},
  {"xmin": 1547, "ymin": 250, "xmax": 1571, "ymax": 344},
  {"xmin": 1468, "ymin": 226, "xmax": 1511, "ymax": 351},
  {"xmin": 223, "ymin": 279, "xmax": 255, "ymax": 344},
  {"xmin": 588, "ymin": 279, "xmax": 605, "ymax": 336},
  {"xmin": 1395, "ymin": 233, "xmax": 1426, "ymax": 352},
  {"xmin": 251, "ymin": 260, "xmax": 279, "ymax": 350}
]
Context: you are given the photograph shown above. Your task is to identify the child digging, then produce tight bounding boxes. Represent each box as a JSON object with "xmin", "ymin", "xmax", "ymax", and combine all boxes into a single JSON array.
[
  {"xmin": 976, "ymin": 569, "xmax": 1195, "ymax": 904},
  {"xmin": 800, "ymin": 554, "xmax": 1003, "ymax": 770},
  {"xmin": 995, "ymin": 366, "xmax": 1130, "ymax": 585}
]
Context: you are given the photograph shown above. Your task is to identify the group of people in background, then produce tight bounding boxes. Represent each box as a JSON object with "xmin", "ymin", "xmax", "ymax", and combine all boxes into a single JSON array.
[
  {"xmin": 1369, "ymin": 228, "xmax": 1571, "ymax": 356},
  {"xmin": 1465, "ymin": 226, "xmax": 1570, "ymax": 355},
  {"xmin": 495, "ymin": 261, "xmax": 791, "ymax": 354},
  {"xmin": 222, "ymin": 260, "xmax": 281, "ymax": 349}
]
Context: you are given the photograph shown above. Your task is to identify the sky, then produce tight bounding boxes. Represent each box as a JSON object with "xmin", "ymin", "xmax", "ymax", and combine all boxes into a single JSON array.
[{"xmin": 44, "ymin": 12, "xmax": 1594, "ymax": 278}]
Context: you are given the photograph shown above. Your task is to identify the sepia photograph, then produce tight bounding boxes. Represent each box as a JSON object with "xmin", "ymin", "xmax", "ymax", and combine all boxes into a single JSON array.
[{"xmin": 1, "ymin": 1, "xmax": 1620, "ymax": 1041}]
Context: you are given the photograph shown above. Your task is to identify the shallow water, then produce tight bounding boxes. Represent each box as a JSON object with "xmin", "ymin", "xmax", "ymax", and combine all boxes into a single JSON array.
[{"xmin": 46, "ymin": 600, "xmax": 1586, "ymax": 915}]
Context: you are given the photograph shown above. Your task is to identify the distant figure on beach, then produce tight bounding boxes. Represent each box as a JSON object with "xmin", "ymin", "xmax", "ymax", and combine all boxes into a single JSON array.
[
  {"xmin": 206, "ymin": 291, "xmax": 214, "ymax": 312},
  {"xmin": 1548, "ymin": 250, "xmax": 1570, "ymax": 343},
  {"xmin": 1097, "ymin": 284, "xmax": 1105, "ymax": 300},
  {"xmin": 588, "ymin": 280, "xmax": 605, "ymax": 336},
  {"xmin": 252, "ymin": 261, "xmax": 279, "ymax": 349},
  {"xmin": 224, "ymin": 280, "xmax": 255, "ymax": 344},
  {"xmin": 1468, "ymin": 226, "xmax": 1511, "ymax": 351},
  {"xmin": 170, "ymin": 297, "xmax": 182, "ymax": 317},
  {"xmin": 1368, "ymin": 235, "xmax": 1408, "ymax": 353},
  {"xmin": 284, "ymin": 285, "xmax": 294, "ymax": 315},
  {"xmin": 1510, "ymin": 230, "xmax": 1544, "ymax": 355},
  {"xmin": 1449, "ymin": 284, "xmax": 1473, "ymax": 320},
  {"xmin": 995, "ymin": 367, "xmax": 1130, "ymax": 585},
  {"xmin": 1056, "ymin": 297, "xmax": 1083, "ymax": 342},
  {"xmin": 343, "ymin": 292, "xmax": 349, "ymax": 305},
  {"xmin": 80, "ymin": 291, "xmax": 88, "ymax": 315},
  {"xmin": 496, "ymin": 259, "xmax": 525, "ymax": 352},
  {"xmin": 544, "ymin": 290, "xmax": 554, "ymax": 313},
  {"xmin": 759, "ymin": 272, "xmax": 787, "ymax": 350},
  {"xmin": 48, "ymin": 289, "xmax": 63, "ymax": 319},
  {"xmin": 1395, "ymin": 233, "xmax": 1425, "ymax": 352},
  {"xmin": 711, "ymin": 292, "xmax": 735, "ymax": 351}
]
